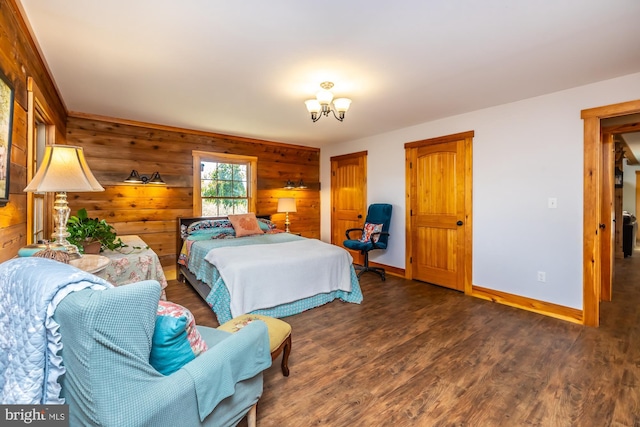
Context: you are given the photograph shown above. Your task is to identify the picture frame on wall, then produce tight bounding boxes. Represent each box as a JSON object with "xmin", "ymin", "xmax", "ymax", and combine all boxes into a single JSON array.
[
  {"xmin": 0, "ymin": 69, "xmax": 14, "ymax": 207},
  {"xmin": 615, "ymin": 166, "xmax": 623, "ymax": 188}
]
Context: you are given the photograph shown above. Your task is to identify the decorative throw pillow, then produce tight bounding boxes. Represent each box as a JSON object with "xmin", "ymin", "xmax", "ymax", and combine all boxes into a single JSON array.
[
  {"xmin": 228, "ymin": 213, "xmax": 264, "ymax": 237},
  {"xmin": 150, "ymin": 301, "xmax": 208, "ymax": 375},
  {"xmin": 187, "ymin": 227, "xmax": 236, "ymax": 240},
  {"xmin": 359, "ymin": 222, "xmax": 384, "ymax": 243},
  {"xmin": 186, "ymin": 219, "xmax": 233, "ymax": 236},
  {"xmin": 257, "ymin": 218, "xmax": 277, "ymax": 231}
]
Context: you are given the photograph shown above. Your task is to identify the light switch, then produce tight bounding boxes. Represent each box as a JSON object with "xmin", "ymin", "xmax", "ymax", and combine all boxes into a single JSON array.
[{"xmin": 548, "ymin": 198, "xmax": 558, "ymax": 209}]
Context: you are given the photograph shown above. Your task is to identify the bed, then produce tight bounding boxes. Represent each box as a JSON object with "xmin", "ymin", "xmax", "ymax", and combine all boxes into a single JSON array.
[{"xmin": 176, "ymin": 215, "xmax": 363, "ymax": 324}]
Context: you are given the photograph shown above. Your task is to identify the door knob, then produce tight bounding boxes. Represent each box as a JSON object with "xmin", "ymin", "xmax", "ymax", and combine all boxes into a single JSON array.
[
  {"xmin": 457, "ymin": 220, "xmax": 464, "ymax": 226},
  {"xmin": 599, "ymin": 223, "xmax": 606, "ymax": 230},
  {"xmin": 358, "ymin": 215, "xmax": 362, "ymax": 218}
]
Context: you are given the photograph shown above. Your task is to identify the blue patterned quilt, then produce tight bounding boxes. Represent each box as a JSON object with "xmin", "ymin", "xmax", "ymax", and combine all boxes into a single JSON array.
[
  {"xmin": 186, "ymin": 233, "xmax": 362, "ymax": 323},
  {"xmin": 0, "ymin": 258, "xmax": 112, "ymax": 404}
]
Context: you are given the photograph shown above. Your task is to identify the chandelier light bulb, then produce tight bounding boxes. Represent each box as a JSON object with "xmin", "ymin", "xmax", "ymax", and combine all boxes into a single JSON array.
[
  {"xmin": 305, "ymin": 99, "xmax": 321, "ymax": 113},
  {"xmin": 316, "ymin": 89, "xmax": 334, "ymax": 105},
  {"xmin": 333, "ymin": 98, "xmax": 352, "ymax": 113}
]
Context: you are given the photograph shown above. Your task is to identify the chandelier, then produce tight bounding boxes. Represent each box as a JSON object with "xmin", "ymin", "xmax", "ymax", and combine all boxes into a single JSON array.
[{"xmin": 304, "ymin": 82, "xmax": 352, "ymax": 122}]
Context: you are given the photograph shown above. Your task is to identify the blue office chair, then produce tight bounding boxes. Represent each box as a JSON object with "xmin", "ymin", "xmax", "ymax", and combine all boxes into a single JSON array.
[{"xmin": 343, "ymin": 204, "xmax": 392, "ymax": 281}]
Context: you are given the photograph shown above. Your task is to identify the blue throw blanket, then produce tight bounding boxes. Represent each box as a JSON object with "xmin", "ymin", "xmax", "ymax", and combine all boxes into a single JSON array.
[{"xmin": 0, "ymin": 258, "xmax": 112, "ymax": 404}]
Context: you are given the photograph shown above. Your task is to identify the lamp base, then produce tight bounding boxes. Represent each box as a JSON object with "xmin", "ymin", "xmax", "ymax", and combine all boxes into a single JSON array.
[
  {"xmin": 284, "ymin": 212, "xmax": 291, "ymax": 233},
  {"xmin": 51, "ymin": 192, "xmax": 81, "ymax": 259},
  {"xmin": 56, "ymin": 242, "xmax": 81, "ymax": 260}
]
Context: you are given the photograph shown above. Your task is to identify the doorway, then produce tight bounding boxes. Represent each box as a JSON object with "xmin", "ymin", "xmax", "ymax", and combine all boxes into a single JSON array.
[{"xmin": 582, "ymin": 99, "xmax": 640, "ymax": 327}]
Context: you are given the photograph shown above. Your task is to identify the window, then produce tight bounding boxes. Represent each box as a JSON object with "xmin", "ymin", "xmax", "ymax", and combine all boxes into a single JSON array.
[
  {"xmin": 30, "ymin": 123, "xmax": 47, "ymax": 242},
  {"xmin": 27, "ymin": 78, "xmax": 55, "ymax": 244},
  {"xmin": 201, "ymin": 161, "xmax": 247, "ymax": 215},
  {"xmin": 192, "ymin": 151, "xmax": 257, "ymax": 216}
]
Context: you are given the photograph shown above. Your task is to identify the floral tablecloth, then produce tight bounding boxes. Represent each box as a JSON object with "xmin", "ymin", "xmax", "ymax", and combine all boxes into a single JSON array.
[{"xmin": 96, "ymin": 235, "xmax": 167, "ymax": 300}]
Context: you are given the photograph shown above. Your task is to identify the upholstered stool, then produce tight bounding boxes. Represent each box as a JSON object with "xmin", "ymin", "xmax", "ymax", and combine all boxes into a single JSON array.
[{"xmin": 218, "ymin": 314, "xmax": 291, "ymax": 376}]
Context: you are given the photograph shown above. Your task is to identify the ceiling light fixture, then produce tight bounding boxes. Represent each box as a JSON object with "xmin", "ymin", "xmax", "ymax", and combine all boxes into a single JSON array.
[{"xmin": 304, "ymin": 82, "xmax": 351, "ymax": 122}]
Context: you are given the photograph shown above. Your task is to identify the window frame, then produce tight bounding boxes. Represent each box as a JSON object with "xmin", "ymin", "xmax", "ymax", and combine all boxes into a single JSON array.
[
  {"xmin": 192, "ymin": 150, "xmax": 257, "ymax": 216},
  {"xmin": 27, "ymin": 77, "xmax": 55, "ymax": 244}
]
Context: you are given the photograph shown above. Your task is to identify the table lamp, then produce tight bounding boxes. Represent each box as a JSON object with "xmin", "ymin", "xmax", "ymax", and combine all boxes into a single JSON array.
[
  {"xmin": 277, "ymin": 197, "xmax": 297, "ymax": 233},
  {"xmin": 24, "ymin": 145, "xmax": 104, "ymax": 257}
]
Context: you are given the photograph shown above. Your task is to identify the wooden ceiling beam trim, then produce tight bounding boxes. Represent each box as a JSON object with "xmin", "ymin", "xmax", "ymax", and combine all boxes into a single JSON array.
[{"xmin": 601, "ymin": 122, "xmax": 640, "ymax": 134}]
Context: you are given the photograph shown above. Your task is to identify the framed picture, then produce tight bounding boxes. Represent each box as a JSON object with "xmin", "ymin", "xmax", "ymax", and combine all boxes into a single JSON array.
[
  {"xmin": 0, "ymin": 69, "xmax": 14, "ymax": 207},
  {"xmin": 615, "ymin": 167, "xmax": 623, "ymax": 188}
]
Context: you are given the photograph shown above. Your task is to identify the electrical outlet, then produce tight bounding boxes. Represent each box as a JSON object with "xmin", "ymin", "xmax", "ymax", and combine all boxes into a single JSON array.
[{"xmin": 537, "ymin": 271, "xmax": 546, "ymax": 282}]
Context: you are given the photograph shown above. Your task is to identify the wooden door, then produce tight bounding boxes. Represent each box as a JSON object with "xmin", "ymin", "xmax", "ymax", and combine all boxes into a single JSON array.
[
  {"xmin": 331, "ymin": 151, "xmax": 367, "ymax": 264},
  {"xmin": 599, "ymin": 132, "xmax": 614, "ymax": 302},
  {"xmin": 406, "ymin": 132, "xmax": 472, "ymax": 292},
  {"xmin": 599, "ymin": 120, "xmax": 640, "ymax": 306}
]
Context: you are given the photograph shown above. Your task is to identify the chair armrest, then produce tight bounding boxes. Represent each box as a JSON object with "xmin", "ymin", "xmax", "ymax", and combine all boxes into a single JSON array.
[
  {"xmin": 371, "ymin": 231, "xmax": 390, "ymax": 249},
  {"xmin": 345, "ymin": 228, "xmax": 364, "ymax": 240},
  {"xmin": 181, "ymin": 321, "xmax": 272, "ymax": 421},
  {"xmin": 99, "ymin": 322, "xmax": 271, "ymax": 426}
]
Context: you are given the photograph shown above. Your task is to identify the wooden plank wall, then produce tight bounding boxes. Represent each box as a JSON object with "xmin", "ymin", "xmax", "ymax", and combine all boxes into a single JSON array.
[
  {"xmin": 0, "ymin": 0, "xmax": 67, "ymax": 263},
  {"xmin": 0, "ymin": 0, "xmax": 320, "ymax": 268},
  {"xmin": 65, "ymin": 114, "xmax": 320, "ymax": 271}
]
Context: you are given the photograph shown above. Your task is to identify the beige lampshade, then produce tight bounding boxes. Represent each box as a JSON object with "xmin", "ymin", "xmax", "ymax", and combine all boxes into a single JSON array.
[
  {"xmin": 277, "ymin": 197, "xmax": 297, "ymax": 213},
  {"xmin": 24, "ymin": 145, "xmax": 104, "ymax": 192}
]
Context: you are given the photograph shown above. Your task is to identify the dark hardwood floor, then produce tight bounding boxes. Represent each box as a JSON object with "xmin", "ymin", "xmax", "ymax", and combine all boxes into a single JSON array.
[{"xmin": 166, "ymin": 252, "xmax": 640, "ymax": 426}]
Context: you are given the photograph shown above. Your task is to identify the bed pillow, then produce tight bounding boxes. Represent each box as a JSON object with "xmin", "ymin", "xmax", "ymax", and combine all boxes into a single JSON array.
[
  {"xmin": 150, "ymin": 301, "xmax": 208, "ymax": 375},
  {"xmin": 257, "ymin": 218, "xmax": 277, "ymax": 231},
  {"xmin": 186, "ymin": 219, "xmax": 233, "ymax": 235},
  {"xmin": 228, "ymin": 213, "xmax": 264, "ymax": 237},
  {"xmin": 187, "ymin": 227, "xmax": 236, "ymax": 240},
  {"xmin": 359, "ymin": 222, "xmax": 384, "ymax": 243}
]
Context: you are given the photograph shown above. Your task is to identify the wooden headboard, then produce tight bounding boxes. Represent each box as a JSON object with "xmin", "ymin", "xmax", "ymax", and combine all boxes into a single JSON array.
[{"xmin": 176, "ymin": 215, "xmax": 272, "ymax": 265}]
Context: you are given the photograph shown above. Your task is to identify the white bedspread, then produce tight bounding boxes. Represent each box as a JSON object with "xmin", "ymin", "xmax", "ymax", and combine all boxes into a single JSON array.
[{"xmin": 204, "ymin": 238, "xmax": 353, "ymax": 317}]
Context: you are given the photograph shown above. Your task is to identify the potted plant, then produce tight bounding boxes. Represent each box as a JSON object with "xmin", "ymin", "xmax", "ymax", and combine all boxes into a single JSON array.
[{"xmin": 66, "ymin": 208, "xmax": 126, "ymax": 254}]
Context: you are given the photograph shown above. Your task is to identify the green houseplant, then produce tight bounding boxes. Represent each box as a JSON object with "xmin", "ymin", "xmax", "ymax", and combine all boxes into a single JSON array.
[{"xmin": 67, "ymin": 208, "xmax": 126, "ymax": 254}]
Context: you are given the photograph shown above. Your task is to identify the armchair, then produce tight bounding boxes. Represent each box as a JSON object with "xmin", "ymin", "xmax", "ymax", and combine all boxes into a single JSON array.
[
  {"xmin": 0, "ymin": 257, "xmax": 271, "ymax": 427},
  {"xmin": 343, "ymin": 203, "xmax": 393, "ymax": 280},
  {"xmin": 55, "ymin": 280, "xmax": 271, "ymax": 427}
]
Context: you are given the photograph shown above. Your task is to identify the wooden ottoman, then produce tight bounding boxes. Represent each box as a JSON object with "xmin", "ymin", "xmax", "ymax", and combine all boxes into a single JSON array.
[{"xmin": 218, "ymin": 314, "xmax": 292, "ymax": 377}]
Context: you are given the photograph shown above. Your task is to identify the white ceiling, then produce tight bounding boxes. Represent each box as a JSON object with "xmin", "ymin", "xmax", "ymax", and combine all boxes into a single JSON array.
[{"xmin": 17, "ymin": 0, "xmax": 640, "ymax": 148}]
